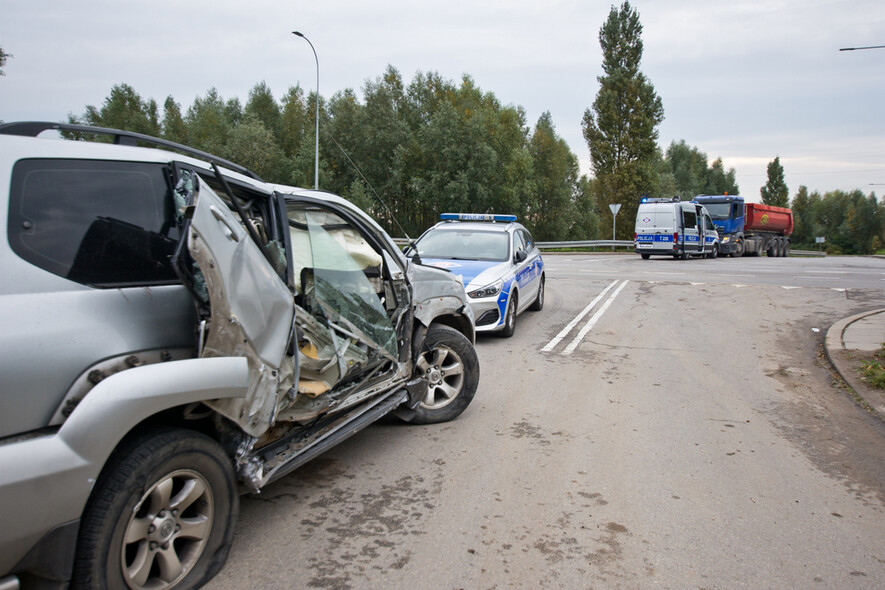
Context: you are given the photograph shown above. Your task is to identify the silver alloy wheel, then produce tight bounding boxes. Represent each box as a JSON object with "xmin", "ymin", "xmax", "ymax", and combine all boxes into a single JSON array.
[
  {"xmin": 121, "ymin": 468, "xmax": 214, "ymax": 589},
  {"xmin": 417, "ymin": 343, "xmax": 465, "ymax": 410}
]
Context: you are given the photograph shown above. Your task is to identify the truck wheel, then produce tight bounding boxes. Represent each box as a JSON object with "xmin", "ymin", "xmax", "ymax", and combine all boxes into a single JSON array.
[
  {"xmin": 767, "ymin": 242, "xmax": 776, "ymax": 257},
  {"xmin": 408, "ymin": 324, "xmax": 480, "ymax": 424},
  {"xmin": 71, "ymin": 428, "xmax": 238, "ymax": 590},
  {"xmin": 731, "ymin": 239, "xmax": 744, "ymax": 257},
  {"xmin": 784, "ymin": 241, "xmax": 791, "ymax": 257}
]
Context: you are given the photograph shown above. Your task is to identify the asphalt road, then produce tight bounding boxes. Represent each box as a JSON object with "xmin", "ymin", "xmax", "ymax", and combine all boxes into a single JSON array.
[{"xmin": 204, "ymin": 254, "xmax": 885, "ymax": 589}]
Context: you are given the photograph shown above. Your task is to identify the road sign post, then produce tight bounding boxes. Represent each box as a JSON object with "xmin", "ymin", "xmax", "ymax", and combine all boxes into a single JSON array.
[{"xmin": 609, "ymin": 204, "xmax": 622, "ymax": 251}]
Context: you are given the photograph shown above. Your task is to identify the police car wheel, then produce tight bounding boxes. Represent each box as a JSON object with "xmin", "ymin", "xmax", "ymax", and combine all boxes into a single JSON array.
[
  {"xmin": 500, "ymin": 292, "xmax": 517, "ymax": 338},
  {"xmin": 407, "ymin": 325, "xmax": 479, "ymax": 425},
  {"xmin": 641, "ymin": 253, "xmax": 650, "ymax": 260},
  {"xmin": 529, "ymin": 276, "xmax": 545, "ymax": 311}
]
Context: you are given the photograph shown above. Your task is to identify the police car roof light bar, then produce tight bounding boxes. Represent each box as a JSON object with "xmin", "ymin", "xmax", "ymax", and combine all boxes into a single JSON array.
[
  {"xmin": 440, "ymin": 213, "xmax": 518, "ymax": 222},
  {"xmin": 639, "ymin": 196, "xmax": 681, "ymax": 204}
]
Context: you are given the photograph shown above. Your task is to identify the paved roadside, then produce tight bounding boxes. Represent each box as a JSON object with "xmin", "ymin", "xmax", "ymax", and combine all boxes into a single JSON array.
[{"xmin": 825, "ymin": 308, "xmax": 885, "ymax": 417}]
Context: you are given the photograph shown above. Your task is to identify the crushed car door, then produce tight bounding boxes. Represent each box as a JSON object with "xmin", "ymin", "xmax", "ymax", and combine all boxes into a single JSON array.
[
  {"xmin": 280, "ymin": 200, "xmax": 407, "ymax": 421},
  {"xmin": 174, "ymin": 172, "xmax": 294, "ymax": 437}
]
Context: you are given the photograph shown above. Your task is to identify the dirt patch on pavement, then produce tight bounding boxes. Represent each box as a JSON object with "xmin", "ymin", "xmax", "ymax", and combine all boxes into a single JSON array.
[{"xmin": 766, "ymin": 321, "xmax": 885, "ymax": 508}]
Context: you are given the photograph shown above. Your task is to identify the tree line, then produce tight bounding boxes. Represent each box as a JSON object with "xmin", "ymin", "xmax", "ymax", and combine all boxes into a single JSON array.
[
  {"xmin": 39, "ymin": 1, "xmax": 883, "ymax": 252},
  {"xmin": 65, "ymin": 73, "xmax": 740, "ymax": 243}
]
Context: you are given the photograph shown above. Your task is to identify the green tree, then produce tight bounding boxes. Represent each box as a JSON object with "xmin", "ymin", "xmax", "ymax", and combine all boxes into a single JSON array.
[
  {"xmin": 790, "ymin": 185, "xmax": 814, "ymax": 247},
  {"xmin": 69, "ymin": 83, "xmax": 161, "ymax": 138},
  {"xmin": 760, "ymin": 156, "xmax": 789, "ymax": 207},
  {"xmin": 582, "ymin": 1, "xmax": 664, "ymax": 239},
  {"xmin": 844, "ymin": 190, "xmax": 882, "ymax": 254},
  {"xmin": 245, "ymin": 82, "xmax": 283, "ymax": 145},
  {"xmin": 664, "ymin": 140, "xmax": 707, "ymax": 199},
  {"xmin": 530, "ymin": 112, "xmax": 577, "ymax": 241},
  {"xmin": 162, "ymin": 96, "xmax": 188, "ymax": 144},
  {"xmin": 0, "ymin": 45, "xmax": 11, "ymax": 76},
  {"xmin": 572, "ymin": 175, "xmax": 601, "ymax": 239},
  {"xmin": 663, "ymin": 141, "xmax": 739, "ymax": 198},
  {"xmin": 185, "ymin": 88, "xmax": 234, "ymax": 155},
  {"xmin": 224, "ymin": 115, "xmax": 288, "ymax": 182},
  {"xmin": 705, "ymin": 158, "xmax": 739, "ymax": 195},
  {"xmin": 280, "ymin": 85, "xmax": 308, "ymax": 160}
]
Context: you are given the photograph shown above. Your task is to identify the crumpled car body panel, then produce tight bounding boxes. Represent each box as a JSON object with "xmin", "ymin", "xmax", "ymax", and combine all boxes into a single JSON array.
[{"xmin": 182, "ymin": 176, "xmax": 294, "ymax": 437}]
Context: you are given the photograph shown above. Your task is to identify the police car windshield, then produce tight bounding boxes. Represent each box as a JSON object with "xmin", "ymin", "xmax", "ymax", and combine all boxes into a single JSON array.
[{"xmin": 417, "ymin": 229, "xmax": 509, "ymax": 261}]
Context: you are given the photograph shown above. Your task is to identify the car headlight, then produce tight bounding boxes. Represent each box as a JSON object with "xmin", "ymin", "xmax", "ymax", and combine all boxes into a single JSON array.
[
  {"xmin": 468, "ymin": 279, "xmax": 503, "ymax": 299},
  {"xmin": 722, "ymin": 236, "xmax": 730, "ymax": 243}
]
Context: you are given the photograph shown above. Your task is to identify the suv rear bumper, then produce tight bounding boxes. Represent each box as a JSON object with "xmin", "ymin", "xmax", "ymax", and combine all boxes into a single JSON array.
[{"xmin": 0, "ymin": 432, "xmax": 93, "ymax": 582}]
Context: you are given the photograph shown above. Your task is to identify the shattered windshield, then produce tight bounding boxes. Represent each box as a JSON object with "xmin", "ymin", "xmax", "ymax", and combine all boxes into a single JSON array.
[{"xmin": 289, "ymin": 206, "xmax": 398, "ymax": 360}]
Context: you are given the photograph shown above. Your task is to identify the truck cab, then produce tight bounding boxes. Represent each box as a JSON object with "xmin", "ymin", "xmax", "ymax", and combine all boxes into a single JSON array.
[
  {"xmin": 692, "ymin": 195, "xmax": 745, "ymax": 256},
  {"xmin": 693, "ymin": 195, "xmax": 792, "ymax": 257}
]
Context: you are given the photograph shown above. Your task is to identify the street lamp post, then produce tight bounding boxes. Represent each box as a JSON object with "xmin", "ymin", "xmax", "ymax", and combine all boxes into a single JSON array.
[{"xmin": 292, "ymin": 31, "xmax": 319, "ymax": 190}]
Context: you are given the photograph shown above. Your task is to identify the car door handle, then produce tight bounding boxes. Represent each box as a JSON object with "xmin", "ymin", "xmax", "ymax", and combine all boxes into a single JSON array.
[{"xmin": 210, "ymin": 205, "xmax": 241, "ymax": 242}]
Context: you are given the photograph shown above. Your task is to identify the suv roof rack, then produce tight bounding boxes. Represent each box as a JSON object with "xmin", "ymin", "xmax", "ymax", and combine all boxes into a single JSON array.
[{"xmin": 0, "ymin": 121, "xmax": 263, "ymax": 181}]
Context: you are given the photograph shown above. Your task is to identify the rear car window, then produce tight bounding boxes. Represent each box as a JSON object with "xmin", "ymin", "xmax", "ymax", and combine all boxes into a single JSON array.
[{"xmin": 8, "ymin": 159, "xmax": 180, "ymax": 287}]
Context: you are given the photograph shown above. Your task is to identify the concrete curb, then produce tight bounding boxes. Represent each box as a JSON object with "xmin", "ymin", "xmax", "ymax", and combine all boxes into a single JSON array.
[{"xmin": 825, "ymin": 309, "xmax": 885, "ymax": 419}]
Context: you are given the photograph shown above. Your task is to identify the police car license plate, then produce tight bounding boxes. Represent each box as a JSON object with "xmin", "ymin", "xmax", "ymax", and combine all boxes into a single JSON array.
[{"xmin": 637, "ymin": 242, "xmax": 653, "ymax": 248}]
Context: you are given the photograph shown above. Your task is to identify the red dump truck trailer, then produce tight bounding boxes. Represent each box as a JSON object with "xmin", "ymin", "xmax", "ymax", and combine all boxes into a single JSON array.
[
  {"xmin": 693, "ymin": 196, "xmax": 793, "ymax": 257},
  {"xmin": 744, "ymin": 203, "xmax": 794, "ymax": 235}
]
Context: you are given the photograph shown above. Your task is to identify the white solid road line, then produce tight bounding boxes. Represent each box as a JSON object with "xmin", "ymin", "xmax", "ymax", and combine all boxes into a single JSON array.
[
  {"xmin": 541, "ymin": 279, "xmax": 629, "ymax": 355},
  {"xmin": 562, "ymin": 280, "xmax": 629, "ymax": 356},
  {"xmin": 541, "ymin": 279, "xmax": 619, "ymax": 352}
]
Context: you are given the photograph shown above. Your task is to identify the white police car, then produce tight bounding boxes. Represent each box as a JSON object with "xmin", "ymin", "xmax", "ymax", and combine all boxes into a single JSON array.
[{"xmin": 412, "ymin": 213, "xmax": 545, "ymax": 337}]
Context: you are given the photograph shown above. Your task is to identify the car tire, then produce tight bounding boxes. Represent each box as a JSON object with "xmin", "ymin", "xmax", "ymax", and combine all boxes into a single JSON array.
[
  {"xmin": 528, "ymin": 275, "xmax": 545, "ymax": 311},
  {"xmin": 500, "ymin": 291, "xmax": 517, "ymax": 337},
  {"xmin": 408, "ymin": 324, "xmax": 480, "ymax": 424},
  {"xmin": 706, "ymin": 244, "xmax": 718, "ymax": 259},
  {"xmin": 640, "ymin": 253, "xmax": 650, "ymax": 260},
  {"xmin": 71, "ymin": 428, "xmax": 238, "ymax": 590}
]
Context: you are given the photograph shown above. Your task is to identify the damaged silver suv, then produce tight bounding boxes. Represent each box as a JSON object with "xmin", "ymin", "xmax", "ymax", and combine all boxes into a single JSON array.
[{"xmin": 0, "ymin": 122, "xmax": 479, "ymax": 590}]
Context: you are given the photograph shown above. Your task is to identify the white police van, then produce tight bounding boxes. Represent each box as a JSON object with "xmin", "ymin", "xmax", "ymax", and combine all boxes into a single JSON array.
[{"xmin": 634, "ymin": 197, "xmax": 720, "ymax": 259}]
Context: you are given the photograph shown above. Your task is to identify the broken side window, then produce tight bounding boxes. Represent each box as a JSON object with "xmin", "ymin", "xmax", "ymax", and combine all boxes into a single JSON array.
[{"xmin": 287, "ymin": 204, "xmax": 397, "ymax": 361}]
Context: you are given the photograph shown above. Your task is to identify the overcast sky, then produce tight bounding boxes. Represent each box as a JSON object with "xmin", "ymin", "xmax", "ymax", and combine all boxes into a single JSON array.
[{"xmin": 2, "ymin": 0, "xmax": 883, "ymax": 202}]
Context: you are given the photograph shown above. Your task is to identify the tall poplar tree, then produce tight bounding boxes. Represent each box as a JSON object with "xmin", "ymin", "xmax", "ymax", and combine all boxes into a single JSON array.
[
  {"xmin": 760, "ymin": 156, "xmax": 789, "ymax": 207},
  {"xmin": 582, "ymin": 1, "xmax": 664, "ymax": 239}
]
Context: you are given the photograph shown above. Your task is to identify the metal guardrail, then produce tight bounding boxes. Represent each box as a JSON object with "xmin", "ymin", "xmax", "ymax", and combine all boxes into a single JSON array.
[
  {"xmin": 537, "ymin": 240, "xmax": 634, "ymax": 250},
  {"xmin": 394, "ymin": 237, "xmax": 827, "ymax": 257}
]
